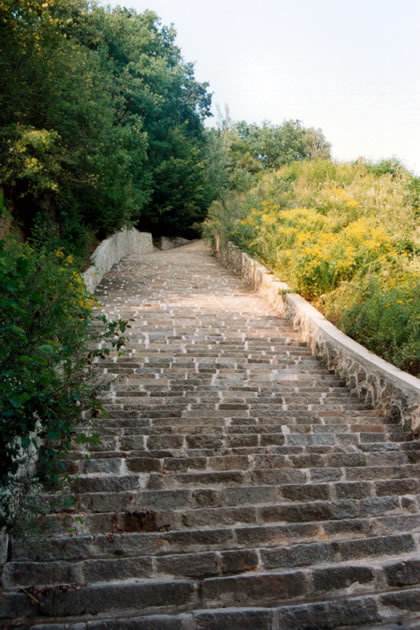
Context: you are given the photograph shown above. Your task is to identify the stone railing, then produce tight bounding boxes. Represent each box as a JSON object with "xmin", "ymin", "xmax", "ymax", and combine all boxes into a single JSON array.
[
  {"xmin": 214, "ymin": 236, "xmax": 420, "ymax": 436},
  {"xmin": 82, "ymin": 228, "xmax": 154, "ymax": 293}
]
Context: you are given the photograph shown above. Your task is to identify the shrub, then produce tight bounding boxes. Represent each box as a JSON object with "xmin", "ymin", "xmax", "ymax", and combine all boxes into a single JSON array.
[
  {"xmin": 0, "ymin": 231, "xmax": 127, "ymax": 531},
  {"xmin": 204, "ymin": 158, "xmax": 419, "ymax": 376},
  {"xmin": 323, "ymin": 264, "xmax": 420, "ymax": 375}
]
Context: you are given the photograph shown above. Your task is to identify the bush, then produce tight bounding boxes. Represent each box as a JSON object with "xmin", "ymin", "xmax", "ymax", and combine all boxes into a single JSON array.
[
  {"xmin": 324, "ymin": 264, "xmax": 420, "ymax": 375},
  {"xmin": 204, "ymin": 158, "xmax": 419, "ymax": 376},
  {"xmin": 0, "ymin": 231, "xmax": 127, "ymax": 531}
]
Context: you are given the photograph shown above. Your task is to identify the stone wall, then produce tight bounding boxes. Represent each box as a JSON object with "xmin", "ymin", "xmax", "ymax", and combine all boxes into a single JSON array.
[
  {"xmin": 214, "ymin": 236, "xmax": 420, "ymax": 436},
  {"xmin": 154, "ymin": 236, "xmax": 192, "ymax": 250},
  {"xmin": 82, "ymin": 229, "xmax": 154, "ymax": 293}
]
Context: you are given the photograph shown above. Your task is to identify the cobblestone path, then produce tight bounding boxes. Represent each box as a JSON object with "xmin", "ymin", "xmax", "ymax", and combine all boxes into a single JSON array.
[{"xmin": 3, "ymin": 241, "xmax": 420, "ymax": 628}]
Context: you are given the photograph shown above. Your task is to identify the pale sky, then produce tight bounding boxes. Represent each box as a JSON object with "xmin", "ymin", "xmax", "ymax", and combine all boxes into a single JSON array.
[{"xmin": 106, "ymin": 0, "xmax": 420, "ymax": 175}]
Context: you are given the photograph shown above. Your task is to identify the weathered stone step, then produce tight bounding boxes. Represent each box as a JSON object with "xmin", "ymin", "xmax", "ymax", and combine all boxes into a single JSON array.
[
  {"xmin": 64, "ymin": 443, "xmax": 420, "ymax": 467},
  {"xmin": 67, "ymin": 432, "xmax": 414, "ymax": 455},
  {"xmin": 64, "ymin": 448, "xmax": 420, "ymax": 475},
  {"xmin": 13, "ymin": 515, "xmax": 420, "ymax": 562},
  {"xmin": 361, "ymin": 440, "xmax": 420, "ymax": 451},
  {"xmin": 101, "ymin": 365, "xmax": 352, "ymax": 377},
  {"xmin": 89, "ymin": 416, "xmax": 398, "ymax": 432},
  {"xmin": 0, "ymin": 578, "xmax": 197, "ymax": 622},
  {"xmin": 113, "ymin": 379, "xmax": 353, "ymax": 392},
  {"xmin": 60, "ymin": 463, "xmax": 420, "ymax": 495},
  {"xmin": 109, "ymin": 402, "xmax": 374, "ymax": 415},
  {"xmin": 14, "ymin": 586, "xmax": 420, "ymax": 629},
  {"xmin": 197, "ymin": 558, "xmax": 420, "ymax": 609},
  {"xmin": 73, "ymin": 422, "xmax": 406, "ymax": 438},
  {"xmin": 143, "ymin": 465, "xmax": 420, "ymax": 487},
  {"xmin": 81, "ymin": 413, "xmax": 401, "ymax": 429},
  {"xmin": 108, "ymin": 387, "xmax": 363, "ymax": 398},
  {"xmin": 65, "ymin": 477, "xmax": 420, "ymax": 508},
  {"xmin": 4, "ymin": 535, "xmax": 417, "ymax": 588},
  {"xmin": 3, "ymin": 557, "xmax": 420, "ymax": 623},
  {"xmin": 39, "ymin": 492, "xmax": 420, "ymax": 536}
]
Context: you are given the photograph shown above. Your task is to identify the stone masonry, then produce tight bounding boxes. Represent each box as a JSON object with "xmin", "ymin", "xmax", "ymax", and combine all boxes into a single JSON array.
[{"xmin": 2, "ymin": 240, "xmax": 420, "ymax": 628}]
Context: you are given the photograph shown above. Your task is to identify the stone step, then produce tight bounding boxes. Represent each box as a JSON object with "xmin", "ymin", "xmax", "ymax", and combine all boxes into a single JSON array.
[
  {"xmin": 67, "ymin": 432, "xmax": 414, "ymax": 454},
  {"xmin": 13, "ymin": 515, "xmax": 420, "ymax": 562},
  {"xmin": 66, "ymin": 477, "xmax": 420, "ymax": 506},
  {"xmin": 3, "ymin": 557, "xmax": 420, "ymax": 623},
  {"xmin": 69, "ymin": 463, "xmax": 420, "ymax": 490},
  {"xmin": 4, "ymin": 535, "xmax": 417, "ymax": 589},
  {"xmin": 16, "ymin": 588, "xmax": 420, "ymax": 630},
  {"xmin": 64, "ymin": 443, "xmax": 420, "ymax": 466},
  {"xmin": 57, "ymin": 463, "xmax": 420, "ymax": 497},
  {"xmin": 145, "ymin": 465, "xmax": 420, "ymax": 487},
  {"xmin": 198, "ymin": 558, "xmax": 420, "ymax": 610},
  {"xmin": 108, "ymin": 403, "xmax": 375, "ymax": 415},
  {"xmin": 0, "ymin": 578, "xmax": 197, "ymax": 622},
  {"xmin": 64, "ymin": 449, "xmax": 420, "ymax": 475},
  {"xmin": 39, "ymin": 492, "xmax": 420, "ymax": 536},
  {"xmin": 73, "ymin": 422, "xmax": 408, "ymax": 437},
  {"xmin": 85, "ymin": 406, "xmax": 389, "ymax": 420},
  {"xmin": 107, "ymin": 389, "xmax": 368, "ymax": 399},
  {"xmin": 80, "ymin": 416, "xmax": 404, "ymax": 433}
]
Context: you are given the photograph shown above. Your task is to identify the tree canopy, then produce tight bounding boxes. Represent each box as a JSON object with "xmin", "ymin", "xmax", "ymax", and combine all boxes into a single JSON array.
[
  {"xmin": 204, "ymin": 112, "xmax": 331, "ymax": 196},
  {"xmin": 0, "ymin": 0, "xmax": 213, "ymax": 252}
]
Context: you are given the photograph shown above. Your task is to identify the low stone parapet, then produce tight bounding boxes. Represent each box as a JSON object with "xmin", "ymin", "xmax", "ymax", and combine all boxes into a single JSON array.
[
  {"xmin": 214, "ymin": 236, "xmax": 420, "ymax": 436},
  {"xmin": 154, "ymin": 236, "xmax": 192, "ymax": 250},
  {"xmin": 82, "ymin": 228, "xmax": 154, "ymax": 293}
]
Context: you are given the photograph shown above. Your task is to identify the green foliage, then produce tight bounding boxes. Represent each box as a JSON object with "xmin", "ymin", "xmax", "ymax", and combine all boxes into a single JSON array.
[
  {"xmin": 0, "ymin": 0, "xmax": 213, "ymax": 251},
  {"xmin": 234, "ymin": 120, "xmax": 331, "ymax": 171},
  {"xmin": 0, "ymin": 125, "xmax": 61, "ymax": 195},
  {"xmin": 324, "ymin": 268, "xmax": 420, "ymax": 376},
  {"xmin": 204, "ymin": 114, "xmax": 331, "ymax": 201},
  {"xmin": 0, "ymin": 228, "xmax": 128, "ymax": 530},
  {"xmin": 205, "ymin": 158, "xmax": 419, "ymax": 375}
]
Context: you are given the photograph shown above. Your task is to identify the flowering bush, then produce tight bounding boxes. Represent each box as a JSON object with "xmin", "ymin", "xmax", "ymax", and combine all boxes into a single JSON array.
[
  {"xmin": 205, "ymin": 158, "xmax": 419, "ymax": 375},
  {"xmin": 236, "ymin": 204, "xmax": 395, "ymax": 298}
]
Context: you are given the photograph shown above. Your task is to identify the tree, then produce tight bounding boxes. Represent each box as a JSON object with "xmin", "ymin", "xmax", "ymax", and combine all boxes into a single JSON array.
[
  {"xmin": 0, "ymin": 1, "xmax": 214, "ymax": 251},
  {"xmin": 234, "ymin": 120, "xmax": 331, "ymax": 170},
  {"xmin": 203, "ymin": 114, "xmax": 331, "ymax": 202},
  {"xmin": 100, "ymin": 7, "xmax": 212, "ymax": 235}
]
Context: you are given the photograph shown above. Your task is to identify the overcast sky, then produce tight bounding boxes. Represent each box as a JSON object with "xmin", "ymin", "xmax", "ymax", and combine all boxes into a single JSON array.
[{"xmin": 105, "ymin": 0, "xmax": 420, "ymax": 174}]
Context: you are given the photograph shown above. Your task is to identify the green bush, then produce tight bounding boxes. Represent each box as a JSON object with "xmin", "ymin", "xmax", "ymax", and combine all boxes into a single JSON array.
[{"xmin": 0, "ymin": 230, "xmax": 127, "ymax": 530}]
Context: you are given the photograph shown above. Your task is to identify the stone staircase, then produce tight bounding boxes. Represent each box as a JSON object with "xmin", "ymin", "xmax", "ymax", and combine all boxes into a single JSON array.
[{"xmin": 2, "ymin": 241, "xmax": 420, "ymax": 629}]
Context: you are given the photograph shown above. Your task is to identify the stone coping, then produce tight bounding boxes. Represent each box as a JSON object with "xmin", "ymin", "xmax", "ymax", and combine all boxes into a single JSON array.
[
  {"xmin": 214, "ymin": 237, "xmax": 420, "ymax": 436},
  {"xmin": 82, "ymin": 228, "xmax": 154, "ymax": 293}
]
